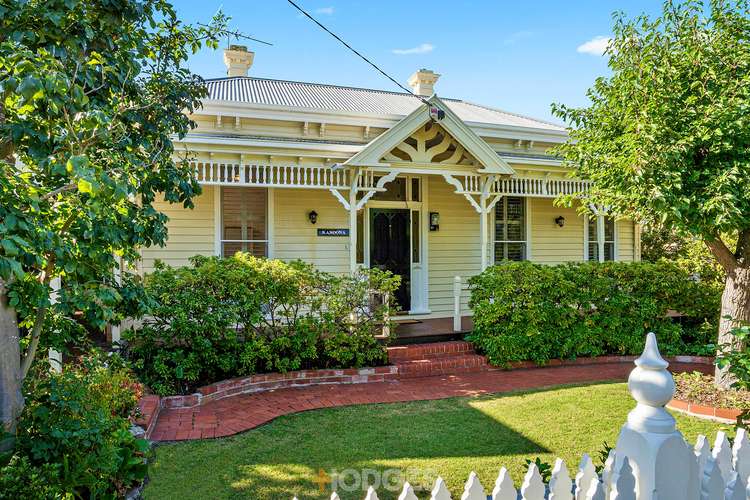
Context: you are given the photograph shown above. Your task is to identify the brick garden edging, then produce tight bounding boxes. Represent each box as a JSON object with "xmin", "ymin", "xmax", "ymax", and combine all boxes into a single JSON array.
[
  {"xmin": 666, "ymin": 398, "xmax": 742, "ymax": 424},
  {"xmin": 160, "ymin": 365, "xmax": 400, "ymax": 409},
  {"xmin": 150, "ymin": 352, "xmax": 713, "ymax": 410},
  {"xmin": 508, "ymin": 354, "xmax": 712, "ymax": 369},
  {"xmin": 134, "ymin": 395, "xmax": 161, "ymax": 436}
]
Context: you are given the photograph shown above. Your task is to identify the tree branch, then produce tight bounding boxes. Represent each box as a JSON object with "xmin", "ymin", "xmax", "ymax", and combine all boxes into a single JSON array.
[
  {"xmin": 19, "ymin": 304, "xmax": 47, "ymax": 378},
  {"xmin": 705, "ymin": 237, "xmax": 737, "ymax": 272},
  {"xmin": 737, "ymin": 229, "xmax": 750, "ymax": 265},
  {"xmin": 41, "ymin": 182, "xmax": 77, "ymax": 201},
  {"xmin": 16, "ymin": 208, "xmax": 79, "ymax": 378}
]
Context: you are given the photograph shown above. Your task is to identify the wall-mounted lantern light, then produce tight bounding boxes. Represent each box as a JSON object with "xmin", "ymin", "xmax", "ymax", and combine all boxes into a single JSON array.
[
  {"xmin": 555, "ymin": 216, "xmax": 565, "ymax": 228},
  {"xmin": 308, "ymin": 210, "xmax": 318, "ymax": 225},
  {"xmin": 429, "ymin": 212, "xmax": 440, "ymax": 231}
]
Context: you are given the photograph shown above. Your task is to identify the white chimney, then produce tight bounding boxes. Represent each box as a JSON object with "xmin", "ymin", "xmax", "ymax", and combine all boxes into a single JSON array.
[
  {"xmin": 223, "ymin": 45, "xmax": 254, "ymax": 77},
  {"xmin": 407, "ymin": 69, "xmax": 440, "ymax": 96}
]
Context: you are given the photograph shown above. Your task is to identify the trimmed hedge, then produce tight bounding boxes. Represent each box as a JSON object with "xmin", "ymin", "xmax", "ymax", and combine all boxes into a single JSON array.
[
  {"xmin": 468, "ymin": 261, "xmax": 720, "ymax": 366},
  {"xmin": 124, "ymin": 254, "xmax": 400, "ymax": 395}
]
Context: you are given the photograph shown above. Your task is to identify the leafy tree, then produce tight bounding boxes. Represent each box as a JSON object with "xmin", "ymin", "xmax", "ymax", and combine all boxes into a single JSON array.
[
  {"xmin": 0, "ymin": 0, "xmax": 245, "ymax": 448},
  {"xmin": 641, "ymin": 222, "xmax": 726, "ymax": 287},
  {"xmin": 552, "ymin": 0, "xmax": 750, "ymax": 385}
]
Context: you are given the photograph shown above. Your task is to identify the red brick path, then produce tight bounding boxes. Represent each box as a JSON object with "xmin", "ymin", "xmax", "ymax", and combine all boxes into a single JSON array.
[{"xmin": 150, "ymin": 360, "xmax": 710, "ymax": 442}]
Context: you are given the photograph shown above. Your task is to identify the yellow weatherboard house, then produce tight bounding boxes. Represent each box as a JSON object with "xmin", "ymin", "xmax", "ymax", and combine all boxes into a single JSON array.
[{"xmin": 141, "ymin": 45, "xmax": 640, "ymax": 324}]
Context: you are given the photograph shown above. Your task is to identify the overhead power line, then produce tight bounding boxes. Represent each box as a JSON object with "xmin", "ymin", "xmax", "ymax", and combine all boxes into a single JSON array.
[{"xmin": 286, "ymin": 0, "xmax": 429, "ymax": 105}]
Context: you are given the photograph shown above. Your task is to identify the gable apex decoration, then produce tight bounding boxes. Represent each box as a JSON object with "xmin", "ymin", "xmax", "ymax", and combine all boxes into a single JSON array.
[{"xmin": 343, "ymin": 95, "xmax": 515, "ymax": 175}]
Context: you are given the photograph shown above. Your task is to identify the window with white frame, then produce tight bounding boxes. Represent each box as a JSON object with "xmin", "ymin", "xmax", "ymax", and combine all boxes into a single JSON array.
[
  {"xmin": 586, "ymin": 215, "xmax": 615, "ymax": 262},
  {"xmin": 494, "ymin": 197, "xmax": 526, "ymax": 262},
  {"xmin": 221, "ymin": 186, "xmax": 268, "ymax": 257}
]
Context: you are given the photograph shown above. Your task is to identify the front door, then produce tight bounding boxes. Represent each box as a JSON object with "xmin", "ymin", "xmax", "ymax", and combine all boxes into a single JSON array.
[{"xmin": 370, "ymin": 208, "xmax": 411, "ymax": 312}]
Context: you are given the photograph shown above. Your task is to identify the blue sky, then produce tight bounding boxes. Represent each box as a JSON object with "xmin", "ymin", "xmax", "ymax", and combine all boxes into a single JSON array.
[{"xmin": 173, "ymin": 1, "xmax": 663, "ymax": 124}]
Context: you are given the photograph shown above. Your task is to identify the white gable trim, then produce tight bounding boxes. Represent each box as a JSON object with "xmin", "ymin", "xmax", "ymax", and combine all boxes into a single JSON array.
[{"xmin": 343, "ymin": 96, "xmax": 516, "ymax": 175}]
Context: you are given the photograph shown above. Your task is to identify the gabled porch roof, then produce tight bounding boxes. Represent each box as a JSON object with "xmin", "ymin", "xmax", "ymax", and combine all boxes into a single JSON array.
[{"xmin": 342, "ymin": 95, "xmax": 516, "ymax": 176}]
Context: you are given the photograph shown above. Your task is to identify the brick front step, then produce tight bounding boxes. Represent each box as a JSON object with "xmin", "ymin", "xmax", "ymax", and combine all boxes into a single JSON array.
[
  {"xmin": 387, "ymin": 340, "xmax": 476, "ymax": 362},
  {"xmin": 396, "ymin": 354, "xmax": 490, "ymax": 378}
]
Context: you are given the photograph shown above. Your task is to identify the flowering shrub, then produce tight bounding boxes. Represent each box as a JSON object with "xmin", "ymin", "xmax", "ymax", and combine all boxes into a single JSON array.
[
  {"xmin": 468, "ymin": 261, "xmax": 720, "ymax": 366},
  {"xmin": 1, "ymin": 353, "xmax": 147, "ymax": 499},
  {"xmin": 125, "ymin": 254, "xmax": 400, "ymax": 395}
]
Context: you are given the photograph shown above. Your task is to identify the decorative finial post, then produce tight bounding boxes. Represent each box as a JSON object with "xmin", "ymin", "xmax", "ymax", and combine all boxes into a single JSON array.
[
  {"xmin": 614, "ymin": 333, "xmax": 699, "ymax": 500},
  {"xmin": 626, "ymin": 332, "xmax": 676, "ymax": 434}
]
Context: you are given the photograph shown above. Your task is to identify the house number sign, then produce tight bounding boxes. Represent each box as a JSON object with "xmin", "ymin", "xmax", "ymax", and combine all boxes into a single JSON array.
[{"xmin": 317, "ymin": 228, "xmax": 349, "ymax": 237}]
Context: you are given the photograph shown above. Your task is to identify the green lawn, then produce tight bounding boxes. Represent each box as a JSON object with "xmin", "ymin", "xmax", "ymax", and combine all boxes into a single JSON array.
[{"xmin": 144, "ymin": 383, "xmax": 729, "ymax": 500}]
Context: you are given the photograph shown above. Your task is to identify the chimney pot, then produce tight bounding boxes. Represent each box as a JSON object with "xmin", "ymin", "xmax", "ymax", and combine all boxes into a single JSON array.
[
  {"xmin": 407, "ymin": 69, "xmax": 440, "ymax": 97},
  {"xmin": 223, "ymin": 45, "xmax": 254, "ymax": 77}
]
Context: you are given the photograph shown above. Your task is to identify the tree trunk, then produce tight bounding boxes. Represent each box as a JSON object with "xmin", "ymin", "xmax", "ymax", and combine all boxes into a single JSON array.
[
  {"xmin": 715, "ymin": 266, "xmax": 750, "ymax": 387},
  {"xmin": 0, "ymin": 279, "xmax": 23, "ymax": 452}
]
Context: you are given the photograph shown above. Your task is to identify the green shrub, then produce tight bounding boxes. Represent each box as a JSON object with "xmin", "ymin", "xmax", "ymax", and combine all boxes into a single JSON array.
[
  {"xmin": 125, "ymin": 254, "xmax": 400, "ymax": 395},
  {"xmin": 468, "ymin": 261, "xmax": 720, "ymax": 366},
  {"xmin": 3, "ymin": 352, "xmax": 148, "ymax": 498},
  {"xmin": 0, "ymin": 455, "xmax": 65, "ymax": 500},
  {"xmin": 717, "ymin": 325, "xmax": 750, "ymax": 392}
]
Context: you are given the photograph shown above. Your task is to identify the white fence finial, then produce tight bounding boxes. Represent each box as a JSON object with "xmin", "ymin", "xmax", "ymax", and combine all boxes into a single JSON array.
[
  {"xmin": 614, "ymin": 332, "xmax": 699, "ymax": 500},
  {"xmin": 627, "ymin": 332, "xmax": 675, "ymax": 433}
]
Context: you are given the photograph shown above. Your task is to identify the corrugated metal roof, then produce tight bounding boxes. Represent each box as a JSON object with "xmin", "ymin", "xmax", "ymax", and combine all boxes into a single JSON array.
[{"xmin": 204, "ymin": 77, "xmax": 565, "ymax": 132}]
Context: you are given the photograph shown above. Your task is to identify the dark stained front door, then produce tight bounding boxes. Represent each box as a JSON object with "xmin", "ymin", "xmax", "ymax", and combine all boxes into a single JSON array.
[{"xmin": 370, "ymin": 208, "xmax": 411, "ymax": 312}]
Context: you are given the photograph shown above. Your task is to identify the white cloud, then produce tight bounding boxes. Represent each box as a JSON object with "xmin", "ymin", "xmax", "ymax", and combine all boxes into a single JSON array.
[
  {"xmin": 392, "ymin": 43, "xmax": 434, "ymax": 55},
  {"xmin": 315, "ymin": 6, "xmax": 334, "ymax": 15},
  {"xmin": 577, "ymin": 36, "xmax": 612, "ymax": 56},
  {"xmin": 503, "ymin": 30, "xmax": 534, "ymax": 46}
]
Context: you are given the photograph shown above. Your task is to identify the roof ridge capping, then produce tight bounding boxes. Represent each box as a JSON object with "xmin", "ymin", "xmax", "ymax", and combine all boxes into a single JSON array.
[{"xmin": 204, "ymin": 75, "xmax": 427, "ymax": 98}]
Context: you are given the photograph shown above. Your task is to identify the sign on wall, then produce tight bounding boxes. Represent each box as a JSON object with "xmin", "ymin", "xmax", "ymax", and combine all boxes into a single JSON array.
[{"xmin": 317, "ymin": 228, "xmax": 349, "ymax": 237}]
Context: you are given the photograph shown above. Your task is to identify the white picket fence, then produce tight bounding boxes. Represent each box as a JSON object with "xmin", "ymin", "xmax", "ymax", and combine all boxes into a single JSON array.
[{"xmin": 294, "ymin": 333, "xmax": 750, "ymax": 499}]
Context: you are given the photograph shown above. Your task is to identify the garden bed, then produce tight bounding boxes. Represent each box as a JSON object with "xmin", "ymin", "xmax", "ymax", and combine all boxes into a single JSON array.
[{"xmin": 667, "ymin": 371, "xmax": 750, "ymax": 423}]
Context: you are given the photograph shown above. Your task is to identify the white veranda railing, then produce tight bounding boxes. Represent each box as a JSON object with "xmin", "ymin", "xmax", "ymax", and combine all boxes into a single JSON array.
[
  {"xmin": 455, "ymin": 174, "xmax": 591, "ymax": 198},
  {"xmin": 296, "ymin": 334, "xmax": 750, "ymax": 500},
  {"xmin": 192, "ymin": 161, "xmax": 378, "ymax": 190},
  {"xmin": 191, "ymin": 160, "xmax": 590, "ymax": 199}
]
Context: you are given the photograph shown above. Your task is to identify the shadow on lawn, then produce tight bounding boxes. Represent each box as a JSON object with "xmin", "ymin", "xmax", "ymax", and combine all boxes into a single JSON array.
[
  {"xmin": 226, "ymin": 393, "xmax": 556, "ymax": 500},
  {"xmin": 148, "ymin": 382, "xmax": 629, "ymax": 500}
]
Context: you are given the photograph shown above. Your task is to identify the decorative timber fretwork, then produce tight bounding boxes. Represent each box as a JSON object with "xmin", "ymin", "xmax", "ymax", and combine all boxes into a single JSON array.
[
  {"xmin": 381, "ymin": 122, "xmax": 478, "ymax": 166},
  {"xmin": 344, "ymin": 95, "xmax": 514, "ymax": 174},
  {"xmin": 442, "ymin": 173, "xmax": 591, "ymax": 205}
]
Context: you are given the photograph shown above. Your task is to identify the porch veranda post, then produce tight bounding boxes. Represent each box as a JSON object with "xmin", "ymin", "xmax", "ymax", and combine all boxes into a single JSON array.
[
  {"xmin": 478, "ymin": 174, "xmax": 497, "ymax": 272},
  {"xmin": 348, "ymin": 168, "xmax": 360, "ymax": 273}
]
